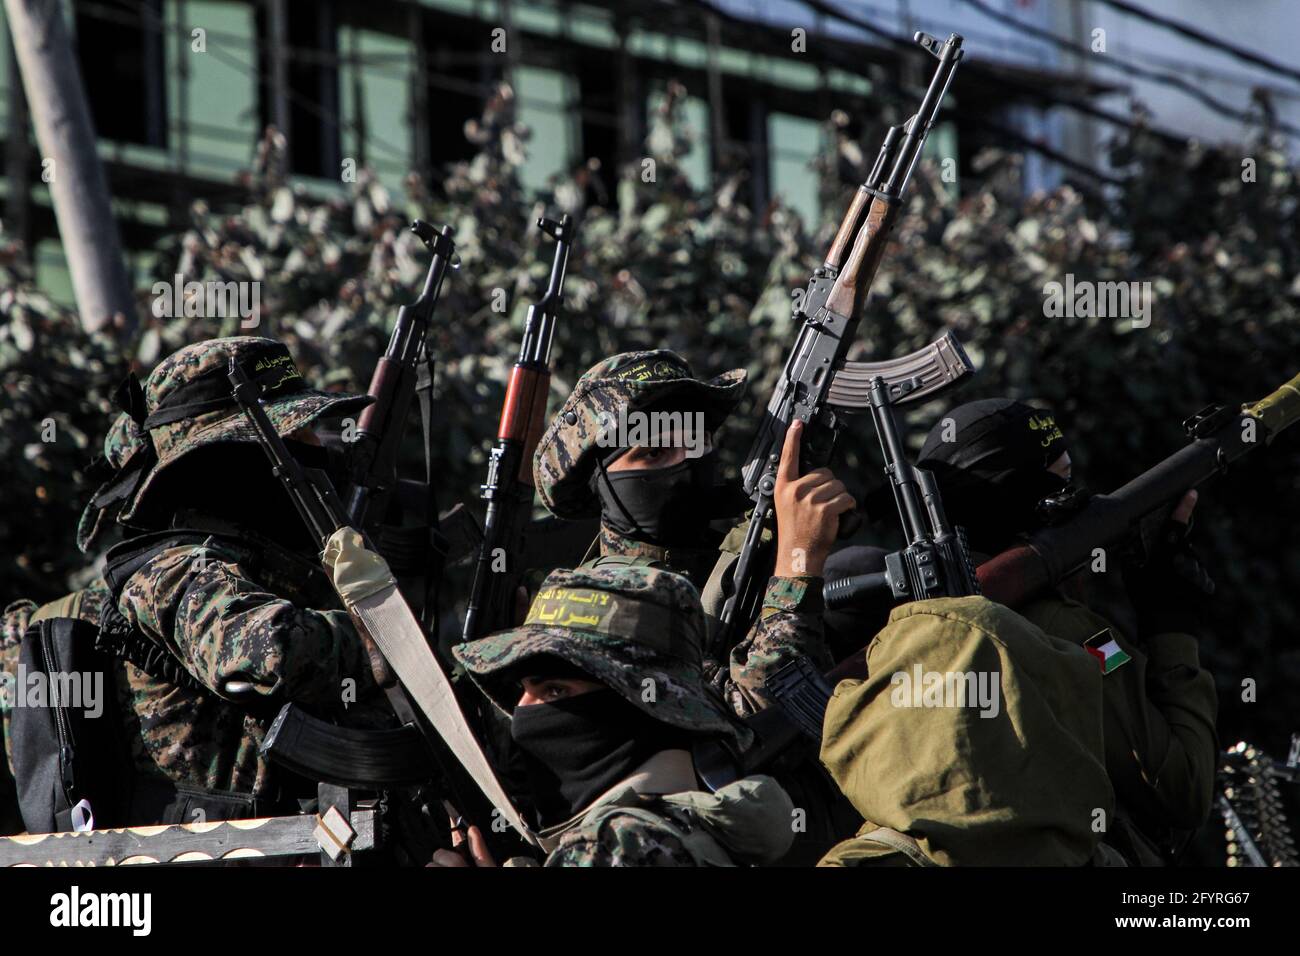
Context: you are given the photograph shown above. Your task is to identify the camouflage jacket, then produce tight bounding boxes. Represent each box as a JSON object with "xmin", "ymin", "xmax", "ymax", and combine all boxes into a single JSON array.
[
  {"xmin": 593, "ymin": 524, "xmax": 829, "ymax": 718},
  {"xmin": 110, "ymin": 518, "xmax": 393, "ymax": 800},
  {"xmin": 537, "ymin": 756, "xmax": 794, "ymax": 867}
]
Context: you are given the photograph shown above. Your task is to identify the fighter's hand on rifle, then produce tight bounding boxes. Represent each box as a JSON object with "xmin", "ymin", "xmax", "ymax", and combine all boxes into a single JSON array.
[
  {"xmin": 1153, "ymin": 489, "xmax": 1215, "ymax": 597},
  {"xmin": 1124, "ymin": 488, "xmax": 1215, "ymax": 639},
  {"xmin": 428, "ymin": 819, "xmax": 497, "ymax": 868},
  {"xmin": 1171, "ymin": 489, "xmax": 1197, "ymax": 526},
  {"xmin": 773, "ymin": 420, "xmax": 856, "ymax": 578}
]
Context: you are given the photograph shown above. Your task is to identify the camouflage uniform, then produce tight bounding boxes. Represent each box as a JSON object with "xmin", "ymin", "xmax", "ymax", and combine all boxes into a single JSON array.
[
  {"xmin": 72, "ymin": 337, "xmax": 391, "ymax": 817},
  {"xmin": 454, "ymin": 563, "xmax": 795, "ymax": 867},
  {"xmin": 533, "ymin": 350, "xmax": 829, "ymax": 718}
]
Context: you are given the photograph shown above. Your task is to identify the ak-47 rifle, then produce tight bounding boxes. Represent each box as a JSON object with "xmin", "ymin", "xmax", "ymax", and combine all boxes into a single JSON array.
[
  {"xmin": 346, "ymin": 220, "xmax": 458, "ymax": 630},
  {"xmin": 717, "ymin": 31, "xmax": 970, "ymax": 645},
  {"xmin": 822, "ymin": 374, "xmax": 982, "ymax": 609},
  {"xmin": 824, "ymin": 371, "xmax": 1300, "ymax": 613},
  {"xmin": 227, "ymin": 359, "xmax": 534, "ymax": 847},
  {"xmin": 461, "ymin": 214, "xmax": 576, "ymax": 643}
]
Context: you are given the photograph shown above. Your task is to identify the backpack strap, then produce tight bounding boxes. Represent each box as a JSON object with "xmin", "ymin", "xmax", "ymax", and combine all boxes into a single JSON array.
[{"xmin": 859, "ymin": 826, "xmax": 938, "ymax": 867}]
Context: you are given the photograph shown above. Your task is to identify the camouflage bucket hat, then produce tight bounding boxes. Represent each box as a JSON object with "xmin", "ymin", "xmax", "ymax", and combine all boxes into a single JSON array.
[
  {"xmin": 76, "ymin": 411, "xmax": 151, "ymax": 551},
  {"xmin": 453, "ymin": 563, "xmax": 750, "ymax": 749},
  {"xmin": 533, "ymin": 350, "xmax": 747, "ymax": 519},
  {"xmin": 115, "ymin": 336, "xmax": 372, "ymax": 522}
]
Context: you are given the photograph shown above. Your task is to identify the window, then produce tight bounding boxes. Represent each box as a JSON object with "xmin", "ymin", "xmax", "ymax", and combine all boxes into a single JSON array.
[
  {"xmin": 720, "ymin": 89, "xmax": 768, "ymax": 210},
  {"xmin": 256, "ymin": 0, "xmax": 341, "ymax": 178},
  {"xmin": 73, "ymin": 0, "xmax": 167, "ymax": 148},
  {"xmin": 573, "ymin": 51, "xmax": 621, "ymax": 203},
  {"xmin": 422, "ymin": 12, "xmax": 500, "ymax": 170}
]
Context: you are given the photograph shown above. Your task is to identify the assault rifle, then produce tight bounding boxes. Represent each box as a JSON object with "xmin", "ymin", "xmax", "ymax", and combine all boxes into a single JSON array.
[
  {"xmin": 820, "ymin": 373, "xmax": 982, "ymax": 611},
  {"xmin": 825, "ymin": 370, "xmax": 1300, "ymax": 612},
  {"xmin": 228, "ymin": 359, "xmax": 534, "ymax": 847},
  {"xmin": 346, "ymin": 220, "xmax": 458, "ymax": 630},
  {"xmin": 717, "ymin": 32, "xmax": 970, "ymax": 644},
  {"xmin": 462, "ymin": 214, "xmax": 576, "ymax": 644}
]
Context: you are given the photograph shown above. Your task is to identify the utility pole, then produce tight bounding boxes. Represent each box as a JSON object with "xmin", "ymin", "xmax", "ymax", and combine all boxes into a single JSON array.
[
  {"xmin": 4, "ymin": 0, "xmax": 135, "ymax": 333},
  {"xmin": 4, "ymin": 28, "xmax": 32, "ymax": 261},
  {"xmin": 408, "ymin": 3, "xmax": 430, "ymax": 185},
  {"xmin": 266, "ymin": 0, "xmax": 289, "ymax": 136}
]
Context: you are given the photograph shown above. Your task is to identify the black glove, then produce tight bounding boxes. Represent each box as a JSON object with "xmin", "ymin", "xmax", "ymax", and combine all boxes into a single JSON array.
[{"xmin": 1124, "ymin": 514, "xmax": 1215, "ymax": 637}]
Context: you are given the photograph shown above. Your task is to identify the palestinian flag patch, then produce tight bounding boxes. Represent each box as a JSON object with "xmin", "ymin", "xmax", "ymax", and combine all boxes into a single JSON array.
[{"xmin": 1084, "ymin": 628, "xmax": 1132, "ymax": 675}]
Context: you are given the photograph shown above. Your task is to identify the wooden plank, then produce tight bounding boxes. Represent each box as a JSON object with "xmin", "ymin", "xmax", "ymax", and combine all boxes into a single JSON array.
[{"xmin": 0, "ymin": 810, "xmax": 375, "ymax": 867}]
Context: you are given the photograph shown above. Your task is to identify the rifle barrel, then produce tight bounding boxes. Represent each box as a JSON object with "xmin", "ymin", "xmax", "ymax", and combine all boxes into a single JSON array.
[{"xmin": 462, "ymin": 213, "xmax": 578, "ymax": 644}]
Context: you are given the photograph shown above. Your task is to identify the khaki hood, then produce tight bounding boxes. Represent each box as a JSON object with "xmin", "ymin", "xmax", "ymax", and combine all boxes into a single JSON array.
[{"xmin": 820, "ymin": 596, "xmax": 1114, "ymax": 866}]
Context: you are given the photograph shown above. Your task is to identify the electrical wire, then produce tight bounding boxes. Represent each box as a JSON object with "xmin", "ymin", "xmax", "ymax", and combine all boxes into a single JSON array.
[
  {"xmin": 680, "ymin": 0, "xmax": 1124, "ymax": 186},
  {"xmin": 1087, "ymin": 0, "xmax": 1300, "ymax": 87},
  {"xmin": 799, "ymin": 0, "xmax": 1213, "ymax": 149},
  {"xmin": 956, "ymin": 0, "xmax": 1299, "ymax": 139},
  {"xmin": 70, "ymin": 0, "xmax": 1130, "ymax": 191}
]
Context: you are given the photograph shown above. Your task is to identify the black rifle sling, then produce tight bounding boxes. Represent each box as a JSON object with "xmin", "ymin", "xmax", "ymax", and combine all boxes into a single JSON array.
[{"xmin": 416, "ymin": 353, "xmax": 446, "ymax": 635}]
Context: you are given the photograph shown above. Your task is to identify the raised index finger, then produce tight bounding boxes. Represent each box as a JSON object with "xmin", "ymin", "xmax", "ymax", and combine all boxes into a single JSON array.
[
  {"xmin": 1172, "ymin": 489, "xmax": 1198, "ymax": 525},
  {"xmin": 777, "ymin": 419, "xmax": 803, "ymax": 484}
]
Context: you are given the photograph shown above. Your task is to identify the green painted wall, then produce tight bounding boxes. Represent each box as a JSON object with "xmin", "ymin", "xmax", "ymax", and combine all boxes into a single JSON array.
[
  {"xmin": 769, "ymin": 112, "xmax": 821, "ymax": 226},
  {"xmin": 2, "ymin": 0, "xmax": 950, "ymax": 298},
  {"xmin": 514, "ymin": 65, "xmax": 578, "ymax": 195}
]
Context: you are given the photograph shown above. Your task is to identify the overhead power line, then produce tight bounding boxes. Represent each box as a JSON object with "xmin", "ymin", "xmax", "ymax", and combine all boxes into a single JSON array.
[
  {"xmin": 957, "ymin": 0, "xmax": 1299, "ymax": 139},
  {"xmin": 790, "ymin": 0, "xmax": 1252, "ymax": 159},
  {"xmin": 1088, "ymin": 0, "xmax": 1300, "ymax": 88},
  {"xmin": 677, "ymin": 0, "xmax": 1123, "ymax": 188}
]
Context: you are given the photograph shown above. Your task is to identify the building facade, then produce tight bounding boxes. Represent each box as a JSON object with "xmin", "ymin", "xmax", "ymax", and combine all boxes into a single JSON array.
[{"xmin": 13, "ymin": 0, "xmax": 1270, "ymax": 304}]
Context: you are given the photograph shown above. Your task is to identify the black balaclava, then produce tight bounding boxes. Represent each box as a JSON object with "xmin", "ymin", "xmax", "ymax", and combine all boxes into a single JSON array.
[
  {"xmin": 917, "ymin": 398, "xmax": 1075, "ymax": 554},
  {"xmin": 592, "ymin": 447, "xmax": 721, "ymax": 548},
  {"xmin": 283, "ymin": 437, "xmax": 353, "ymax": 493},
  {"xmin": 510, "ymin": 685, "xmax": 689, "ymax": 829},
  {"xmin": 142, "ymin": 441, "xmax": 327, "ymax": 552}
]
